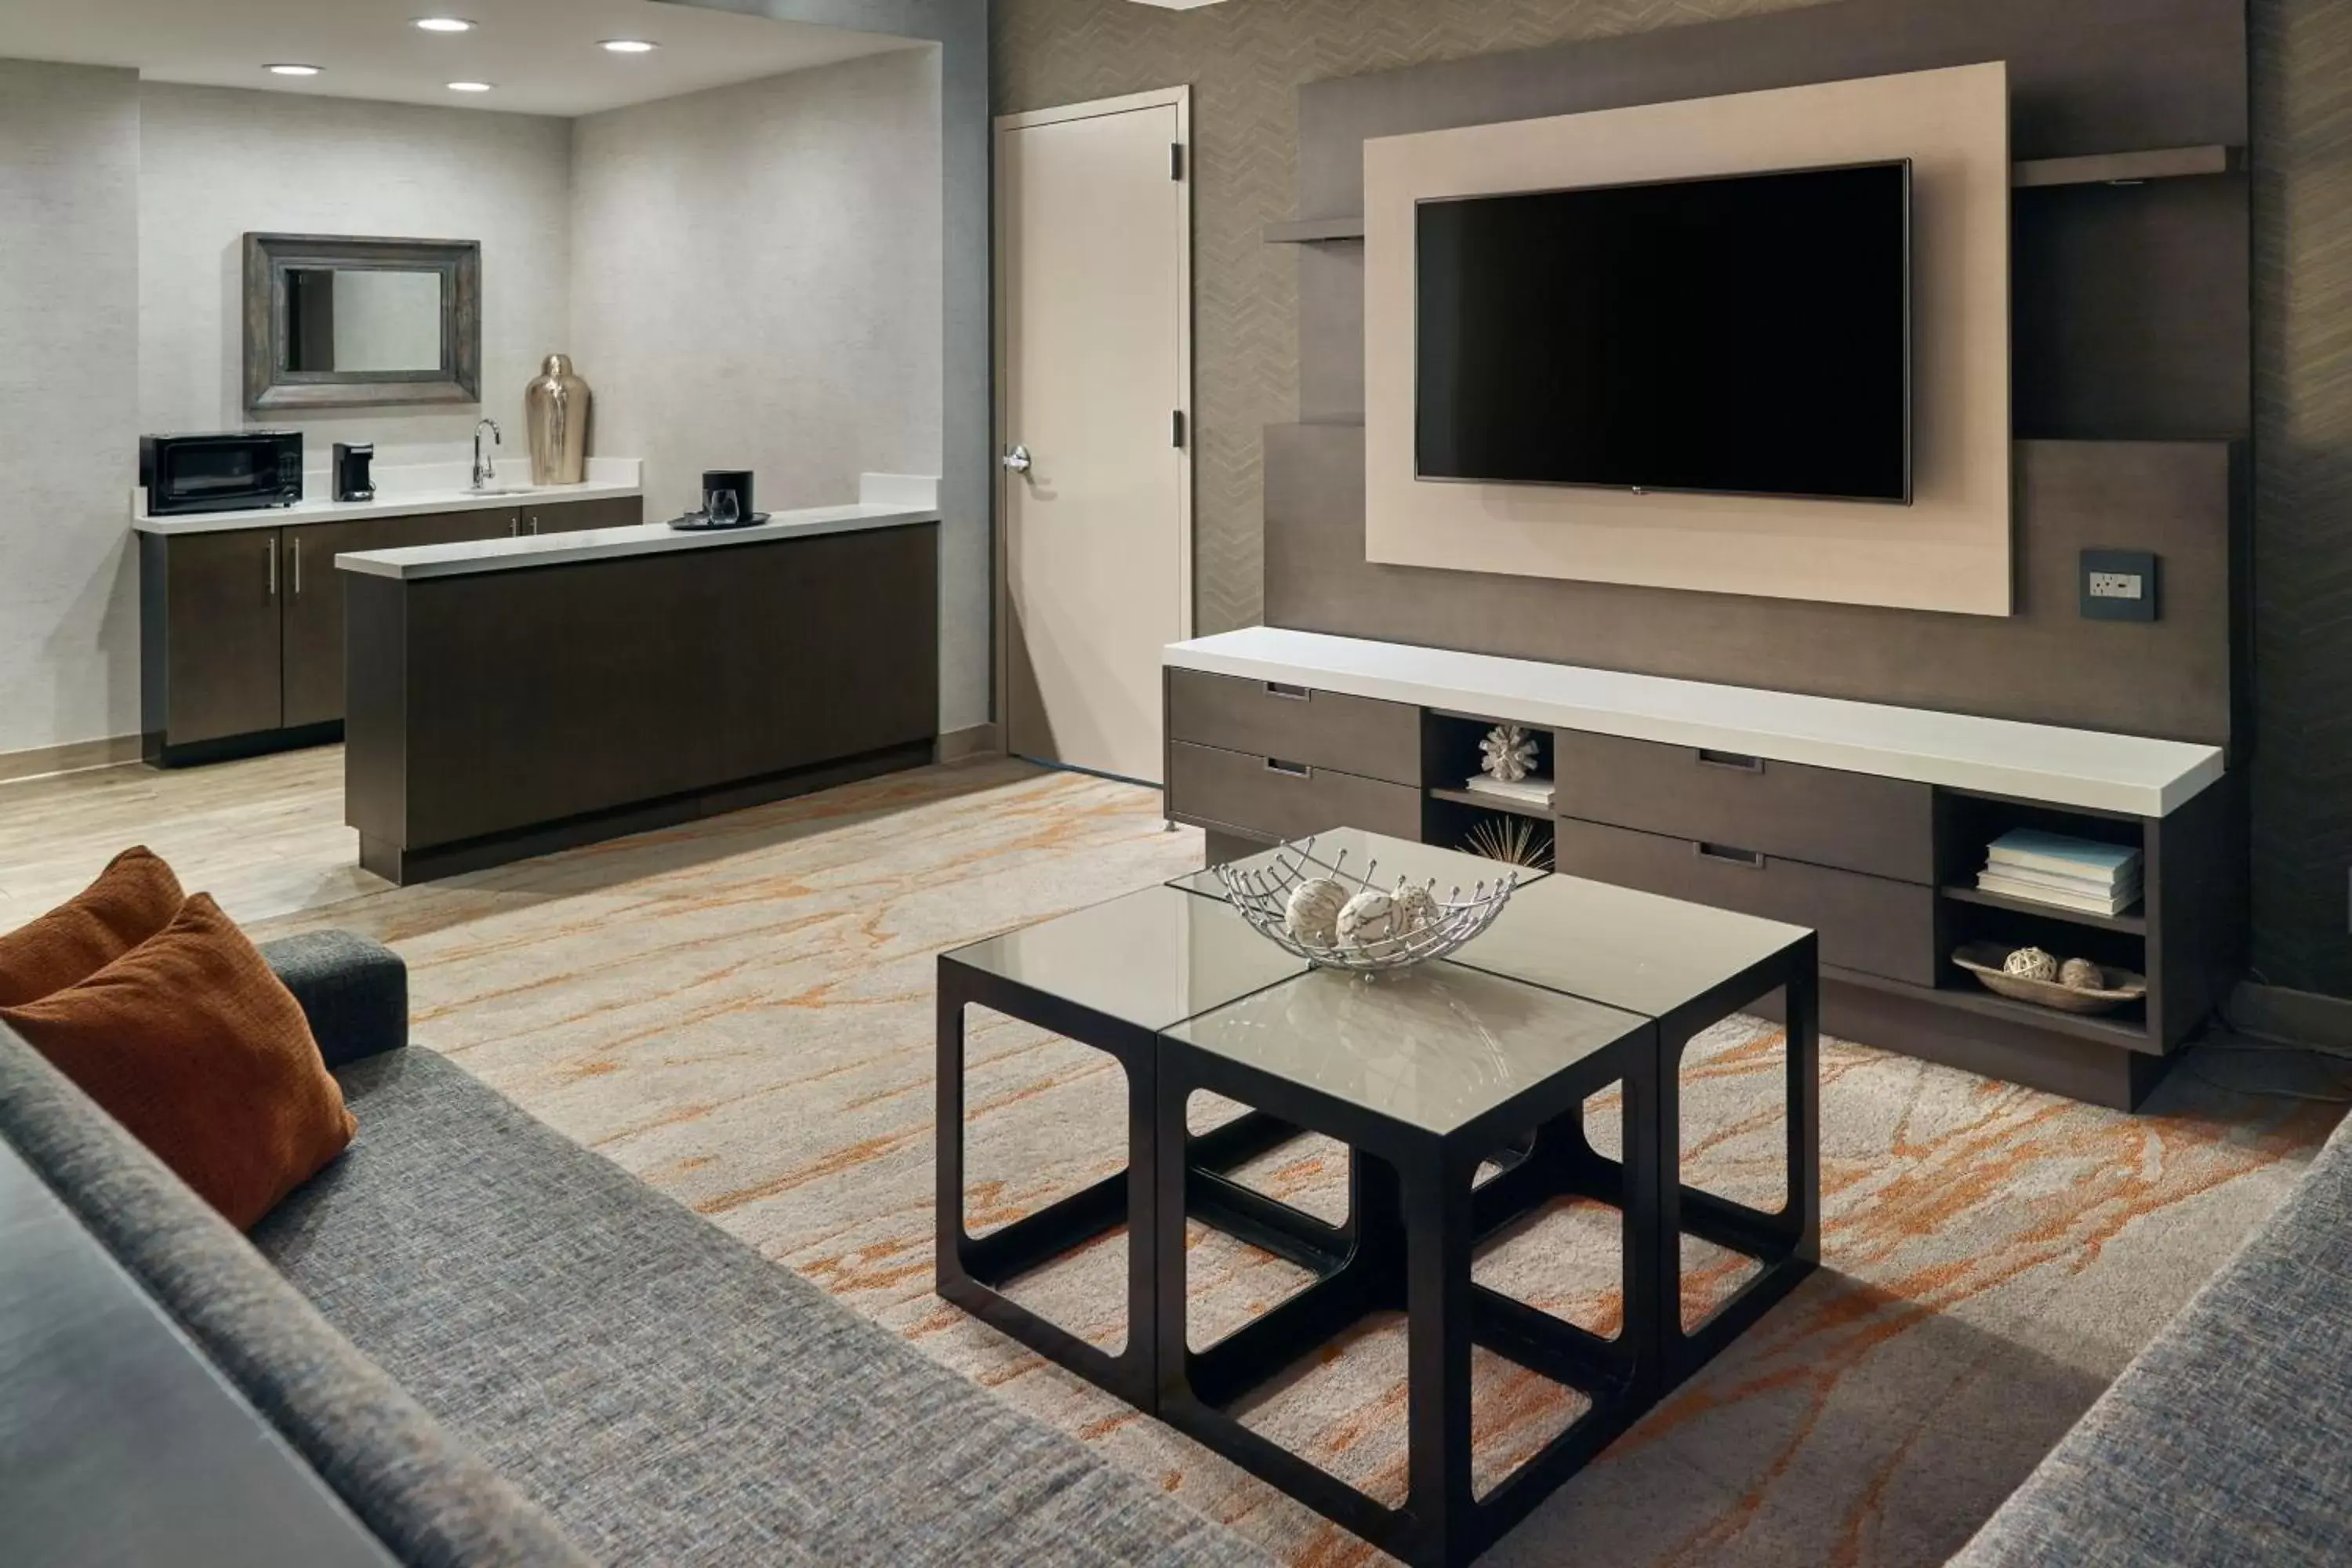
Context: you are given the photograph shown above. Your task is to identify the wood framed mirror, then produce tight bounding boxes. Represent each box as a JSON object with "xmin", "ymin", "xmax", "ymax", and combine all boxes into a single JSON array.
[{"xmin": 243, "ymin": 233, "xmax": 481, "ymax": 412}]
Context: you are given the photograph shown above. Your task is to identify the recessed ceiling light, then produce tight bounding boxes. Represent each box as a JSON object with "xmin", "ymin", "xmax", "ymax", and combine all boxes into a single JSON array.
[
  {"xmin": 266, "ymin": 64, "xmax": 322, "ymax": 76},
  {"xmin": 599, "ymin": 38, "xmax": 659, "ymax": 53},
  {"xmin": 445, "ymin": 81, "xmax": 493, "ymax": 93},
  {"xmin": 413, "ymin": 16, "xmax": 474, "ymax": 32}
]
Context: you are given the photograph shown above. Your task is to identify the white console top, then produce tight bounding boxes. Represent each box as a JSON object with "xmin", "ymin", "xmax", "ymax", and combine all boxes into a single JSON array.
[{"xmin": 1165, "ymin": 627, "xmax": 2225, "ymax": 818}]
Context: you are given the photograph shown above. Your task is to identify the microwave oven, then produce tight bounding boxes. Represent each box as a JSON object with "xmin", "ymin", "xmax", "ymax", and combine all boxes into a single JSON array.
[{"xmin": 140, "ymin": 431, "xmax": 304, "ymax": 516}]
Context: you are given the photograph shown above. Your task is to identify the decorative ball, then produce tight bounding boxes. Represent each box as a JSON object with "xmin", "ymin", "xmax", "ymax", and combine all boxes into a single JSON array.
[
  {"xmin": 1283, "ymin": 877, "xmax": 1348, "ymax": 949},
  {"xmin": 1391, "ymin": 881, "xmax": 1441, "ymax": 937},
  {"xmin": 2003, "ymin": 946, "xmax": 2060, "ymax": 982},
  {"xmin": 2060, "ymin": 957, "xmax": 2106, "ymax": 992},
  {"xmin": 1335, "ymin": 889, "xmax": 1402, "ymax": 953},
  {"xmin": 1480, "ymin": 724, "xmax": 1540, "ymax": 785}
]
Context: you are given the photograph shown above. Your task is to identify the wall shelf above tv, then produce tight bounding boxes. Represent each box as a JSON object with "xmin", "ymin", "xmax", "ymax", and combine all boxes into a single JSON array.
[{"xmin": 2010, "ymin": 144, "xmax": 2243, "ymax": 188}]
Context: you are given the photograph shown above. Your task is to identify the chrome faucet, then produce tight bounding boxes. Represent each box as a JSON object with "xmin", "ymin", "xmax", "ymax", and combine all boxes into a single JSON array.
[{"xmin": 471, "ymin": 418, "xmax": 502, "ymax": 491}]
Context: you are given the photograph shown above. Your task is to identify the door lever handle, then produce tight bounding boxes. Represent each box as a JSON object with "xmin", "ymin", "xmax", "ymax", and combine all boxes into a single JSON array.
[{"xmin": 1001, "ymin": 444, "xmax": 1033, "ymax": 474}]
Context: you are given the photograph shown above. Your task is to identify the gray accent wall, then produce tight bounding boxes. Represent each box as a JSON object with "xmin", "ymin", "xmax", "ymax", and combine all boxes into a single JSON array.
[
  {"xmin": 136, "ymin": 85, "xmax": 575, "ymax": 471},
  {"xmin": 670, "ymin": 0, "xmax": 992, "ymax": 736},
  {"xmin": 570, "ymin": 50, "xmax": 944, "ymax": 532},
  {"xmin": 2251, "ymin": 0, "xmax": 2352, "ymax": 995},
  {"xmin": 0, "ymin": 62, "xmax": 140, "ymax": 760}
]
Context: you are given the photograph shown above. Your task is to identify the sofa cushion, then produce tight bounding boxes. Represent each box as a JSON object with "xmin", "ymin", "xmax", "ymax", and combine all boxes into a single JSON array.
[
  {"xmin": 1954, "ymin": 1112, "xmax": 2352, "ymax": 1566},
  {"xmin": 256, "ymin": 1046, "xmax": 1270, "ymax": 1567},
  {"xmin": 0, "ymin": 844, "xmax": 183, "ymax": 1007},
  {"xmin": 2, "ymin": 895, "xmax": 356, "ymax": 1229},
  {"xmin": 0, "ymin": 1021, "xmax": 590, "ymax": 1568}
]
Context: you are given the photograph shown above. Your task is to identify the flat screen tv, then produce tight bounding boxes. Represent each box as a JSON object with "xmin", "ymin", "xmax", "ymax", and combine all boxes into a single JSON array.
[{"xmin": 1415, "ymin": 161, "xmax": 1912, "ymax": 503}]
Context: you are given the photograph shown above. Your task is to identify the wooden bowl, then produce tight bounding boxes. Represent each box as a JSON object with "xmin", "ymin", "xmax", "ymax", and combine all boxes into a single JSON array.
[{"xmin": 1952, "ymin": 942, "xmax": 2147, "ymax": 1015}]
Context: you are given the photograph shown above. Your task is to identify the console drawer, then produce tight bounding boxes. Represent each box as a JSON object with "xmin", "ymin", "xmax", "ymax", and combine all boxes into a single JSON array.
[
  {"xmin": 1167, "ymin": 669, "xmax": 1420, "ymax": 786},
  {"xmin": 1553, "ymin": 730, "xmax": 1932, "ymax": 884},
  {"xmin": 1553, "ymin": 816, "xmax": 1935, "ymax": 986},
  {"xmin": 1167, "ymin": 740, "xmax": 1421, "ymax": 844}
]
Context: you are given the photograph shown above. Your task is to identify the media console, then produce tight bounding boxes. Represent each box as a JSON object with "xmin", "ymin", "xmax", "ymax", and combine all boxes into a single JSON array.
[{"xmin": 1163, "ymin": 627, "xmax": 2240, "ymax": 1111}]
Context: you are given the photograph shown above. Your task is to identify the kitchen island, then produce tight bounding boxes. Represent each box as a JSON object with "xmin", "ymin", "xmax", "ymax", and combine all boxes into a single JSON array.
[{"xmin": 338, "ymin": 476, "xmax": 940, "ymax": 885}]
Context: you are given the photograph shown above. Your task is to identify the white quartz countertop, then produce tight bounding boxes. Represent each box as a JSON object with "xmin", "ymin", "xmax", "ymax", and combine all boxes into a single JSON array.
[
  {"xmin": 1166, "ymin": 626, "xmax": 2226, "ymax": 818},
  {"xmin": 337, "ymin": 474, "xmax": 942, "ymax": 581},
  {"xmin": 131, "ymin": 457, "xmax": 643, "ymax": 535}
]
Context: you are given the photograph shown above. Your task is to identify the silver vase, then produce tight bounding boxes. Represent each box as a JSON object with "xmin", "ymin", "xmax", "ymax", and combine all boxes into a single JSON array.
[{"xmin": 524, "ymin": 353, "xmax": 590, "ymax": 485}]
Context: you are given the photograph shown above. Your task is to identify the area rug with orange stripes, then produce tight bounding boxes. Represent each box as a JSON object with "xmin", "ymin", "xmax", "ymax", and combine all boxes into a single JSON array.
[{"xmin": 251, "ymin": 758, "xmax": 2339, "ymax": 1567}]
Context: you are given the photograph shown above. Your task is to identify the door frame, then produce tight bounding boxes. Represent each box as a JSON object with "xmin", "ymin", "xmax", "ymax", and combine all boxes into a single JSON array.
[{"xmin": 992, "ymin": 85, "xmax": 1195, "ymax": 771}]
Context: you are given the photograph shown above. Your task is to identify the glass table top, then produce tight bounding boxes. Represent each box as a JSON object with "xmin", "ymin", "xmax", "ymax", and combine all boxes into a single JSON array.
[
  {"xmin": 1446, "ymin": 873, "xmax": 1811, "ymax": 1021},
  {"xmin": 1163, "ymin": 962, "xmax": 1650, "ymax": 1137},
  {"xmin": 942, "ymin": 885, "xmax": 1307, "ymax": 1031},
  {"xmin": 1168, "ymin": 828, "xmax": 1548, "ymax": 905}
]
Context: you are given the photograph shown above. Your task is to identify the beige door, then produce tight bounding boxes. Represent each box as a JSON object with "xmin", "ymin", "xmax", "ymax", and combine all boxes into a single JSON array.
[{"xmin": 998, "ymin": 87, "xmax": 1192, "ymax": 786}]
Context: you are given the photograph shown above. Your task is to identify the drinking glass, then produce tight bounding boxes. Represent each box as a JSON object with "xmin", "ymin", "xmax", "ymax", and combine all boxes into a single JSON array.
[{"xmin": 705, "ymin": 489, "xmax": 740, "ymax": 528}]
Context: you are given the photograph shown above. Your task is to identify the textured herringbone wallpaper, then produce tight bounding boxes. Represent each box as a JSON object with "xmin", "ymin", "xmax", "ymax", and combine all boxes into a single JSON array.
[
  {"xmin": 2250, "ymin": 0, "xmax": 2352, "ymax": 996},
  {"xmin": 995, "ymin": 0, "xmax": 2352, "ymax": 997}
]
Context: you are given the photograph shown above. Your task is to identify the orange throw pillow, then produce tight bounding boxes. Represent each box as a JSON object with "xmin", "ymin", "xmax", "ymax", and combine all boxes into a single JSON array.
[
  {"xmin": 2, "ymin": 894, "xmax": 356, "ymax": 1229},
  {"xmin": 0, "ymin": 845, "xmax": 186, "ymax": 1007}
]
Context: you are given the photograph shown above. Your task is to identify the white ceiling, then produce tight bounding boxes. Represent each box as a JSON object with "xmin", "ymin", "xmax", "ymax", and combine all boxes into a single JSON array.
[{"xmin": 0, "ymin": 0, "xmax": 924, "ymax": 118}]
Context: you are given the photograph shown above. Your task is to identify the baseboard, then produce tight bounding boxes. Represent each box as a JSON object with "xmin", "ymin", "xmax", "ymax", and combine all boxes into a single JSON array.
[
  {"xmin": 935, "ymin": 723, "xmax": 1001, "ymax": 764},
  {"xmin": 2228, "ymin": 982, "xmax": 2352, "ymax": 1052},
  {"xmin": 0, "ymin": 732, "xmax": 143, "ymax": 786}
]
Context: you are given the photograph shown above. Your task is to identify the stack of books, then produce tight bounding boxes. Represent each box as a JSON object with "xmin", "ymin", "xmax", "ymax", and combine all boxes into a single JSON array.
[
  {"xmin": 1976, "ymin": 829, "xmax": 2143, "ymax": 917},
  {"xmin": 1463, "ymin": 773, "xmax": 1555, "ymax": 810}
]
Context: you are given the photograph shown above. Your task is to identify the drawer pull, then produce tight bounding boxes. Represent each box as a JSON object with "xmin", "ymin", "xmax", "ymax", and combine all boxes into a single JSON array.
[
  {"xmin": 1264, "ymin": 681, "xmax": 1311, "ymax": 701},
  {"xmin": 1695, "ymin": 841, "xmax": 1766, "ymax": 869},
  {"xmin": 1264, "ymin": 758, "xmax": 1312, "ymax": 778},
  {"xmin": 1696, "ymin": 749, "xmax": 1765, "ymax": 774}
]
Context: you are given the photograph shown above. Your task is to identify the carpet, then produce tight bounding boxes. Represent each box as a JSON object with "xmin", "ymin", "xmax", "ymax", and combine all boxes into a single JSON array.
[{"xmin": 227, "ymin": 757, "xmax": 2336, "ymax": 1566}]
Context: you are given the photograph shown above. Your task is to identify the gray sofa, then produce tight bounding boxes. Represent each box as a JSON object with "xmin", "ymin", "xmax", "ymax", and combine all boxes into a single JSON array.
[
  {"xmin": 1956, "ymin": 1108, "xmax": 2352, "ymax": 1566},
  {"xmin": 0, "ymin": 931, "xmax": 1266, "ymax": 1566}
]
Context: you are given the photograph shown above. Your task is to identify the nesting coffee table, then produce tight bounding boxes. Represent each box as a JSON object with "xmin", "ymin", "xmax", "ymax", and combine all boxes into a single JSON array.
[{"xmin": 937, "ymin": 830, "xmax": 1818, "ymax": 1567}]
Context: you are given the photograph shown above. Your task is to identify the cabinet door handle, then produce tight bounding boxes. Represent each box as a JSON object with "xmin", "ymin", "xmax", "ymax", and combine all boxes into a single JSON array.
[
  {"xmin": 292, "ymin": 538, "xmax": 302, "ymax": 594},
  {"xmin": 1265, "ymin": 758, "xmax": 1312, "ymax": 778},
  {"xmin": 1264, "ymin": 681, "xmax": 1310, "ymax": 700},
  {"xmin": 529, "ymin": 515, "xmax": 540, "ymax": 535},
  {"xmin": 509, "ymin": 517, "xmax": 518, "ymax": 536},
  {"xmin": 1696, "ymin": 749, "xmax": 1764, "ymax": 774},
  {"xmin": 1694, "ymin": 841, "xmax": 1766, "ymax": 869},
  {"xmin": 267, "ymin": 537, "xmax": 278, "ymax": 597}
]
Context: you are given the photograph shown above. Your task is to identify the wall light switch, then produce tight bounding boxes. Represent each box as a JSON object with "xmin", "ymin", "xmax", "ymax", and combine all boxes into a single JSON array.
[{"xmin": 2081, "ymin": 550, "xmax": 2158, "ymax": 622}]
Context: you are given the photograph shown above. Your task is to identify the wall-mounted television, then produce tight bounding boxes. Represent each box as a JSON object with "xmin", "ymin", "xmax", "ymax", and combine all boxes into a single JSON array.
[{"xmin": 1414, "ymin": 161, "xmax": 1913, "ymax": 503}]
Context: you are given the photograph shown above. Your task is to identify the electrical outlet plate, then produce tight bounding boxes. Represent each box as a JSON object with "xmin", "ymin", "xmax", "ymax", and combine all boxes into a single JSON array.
[{"xmin": 2081, "ymin": 549, "xmax": 2159, "ymax": 622}]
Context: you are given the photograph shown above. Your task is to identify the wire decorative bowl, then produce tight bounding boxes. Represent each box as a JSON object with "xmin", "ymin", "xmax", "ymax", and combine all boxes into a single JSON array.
[{"xmin": 1213, "ymin": 836, "xmax": 1521, "ymax": 974}]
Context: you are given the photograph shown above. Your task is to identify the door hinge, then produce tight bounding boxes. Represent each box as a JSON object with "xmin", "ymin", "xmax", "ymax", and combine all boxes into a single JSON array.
[
  {"xmin": 1173, "ymin": 410, "xmax": 1188, "ymax": 449},
  {"xmin": 1171, "ymin": 143, "xmax": 1186, "ymax": 181}
]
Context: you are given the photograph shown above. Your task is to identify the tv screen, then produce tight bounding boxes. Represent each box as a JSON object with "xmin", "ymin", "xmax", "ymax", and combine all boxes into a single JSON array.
[{"xmin": 1414, "ymin": 161, "xmax": 1912, "ymax": 503}]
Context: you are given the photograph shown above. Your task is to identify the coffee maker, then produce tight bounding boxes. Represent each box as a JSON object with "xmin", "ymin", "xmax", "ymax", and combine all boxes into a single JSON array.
[
  {"xmin": 702, "ymin": 470, "xmax": 753, "ymax": 524},
  {"xmin": 332, "ymin": 442, "xmax": 375, "ymax": 503}
]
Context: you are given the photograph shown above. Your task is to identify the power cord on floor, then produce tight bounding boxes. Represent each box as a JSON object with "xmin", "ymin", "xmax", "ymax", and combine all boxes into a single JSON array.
[{"xmin": 2180, "ymin": 993, "xmax": 2352, "ymax": 1103}]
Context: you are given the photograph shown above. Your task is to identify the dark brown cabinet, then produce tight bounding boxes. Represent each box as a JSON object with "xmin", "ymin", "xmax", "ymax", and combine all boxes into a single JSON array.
[
  {"xmin": 145, "ymin": 528, "xmax": 285, "ymax": 747},
  {"xmin": 281, "ymin": 518, "xmax": 384, "ymax": 729},
  {"xmin": 141, "ymin": 493, "xmax": 644, "ymax": 762}
]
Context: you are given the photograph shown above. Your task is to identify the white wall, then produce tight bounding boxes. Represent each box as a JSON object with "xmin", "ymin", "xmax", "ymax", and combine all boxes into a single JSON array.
[
  {"xmin": 0, "ymin": 62, "xmax": 141, "ymax": 759},
  {"xmin": 571, "ymin": 49, "xmax": 964, "ymax": 724},
  {"xmin": 137, "ymin": 84, "xmax": 573, "ymax": 469}
]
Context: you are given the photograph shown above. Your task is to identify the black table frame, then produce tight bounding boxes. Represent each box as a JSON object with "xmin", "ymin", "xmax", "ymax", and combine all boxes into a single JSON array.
[{"xmin": 935, "ymin": 927, "xmax": 1821, "ymax": 1568}]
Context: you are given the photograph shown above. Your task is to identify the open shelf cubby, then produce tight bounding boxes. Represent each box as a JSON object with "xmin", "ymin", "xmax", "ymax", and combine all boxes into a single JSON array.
[
  {"xmin": 1932, "ymin": 790, "xmax": 2151, "ymax": 1040},
  {"xmin": 1421, "ymin": 710, "xmax": 1557, "ymax": 873}
]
